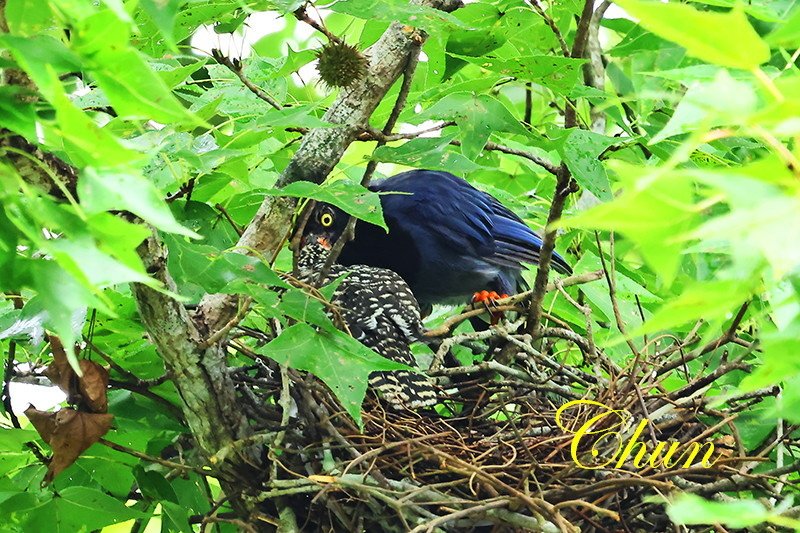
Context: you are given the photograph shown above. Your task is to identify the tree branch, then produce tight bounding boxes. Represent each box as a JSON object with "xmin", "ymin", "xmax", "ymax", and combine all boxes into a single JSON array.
[
  {"xmin": 130, "ymin": 233, "xmax": 265, "ymax": 521},
  {"xmin": 526, "ymin": 0, "xmax": 595, "ymax": 334},
  {"xmin": 320, "ymin": 38, "xmax": 423, "ymax": 278},
  {"xmin": 211, "ymin": 49, "xmax": 285, "ymax": 112}
]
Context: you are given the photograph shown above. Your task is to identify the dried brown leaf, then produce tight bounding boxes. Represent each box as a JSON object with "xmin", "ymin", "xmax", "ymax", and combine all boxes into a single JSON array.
[
  {"xmin": 25, "ymin": 407, "xmax": 114, "ymax": 484},
  {"xmin": 78, "ymin": 360, "xmax": 109, "ymax": 413},
  {"xmin": 44, "ymin": 335, "xmax": 109, "ymax": 413},
  {"xmin": 24, "ymin": 406, "xmax": 57, "ymax": 443},
  {"xmin": 44, "ymin": 335, "xmax": 76, "ymax": 396}
]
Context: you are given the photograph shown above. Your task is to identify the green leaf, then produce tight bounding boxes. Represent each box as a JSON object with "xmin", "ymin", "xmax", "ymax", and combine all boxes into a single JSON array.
[
  {"xmin": 272, "ymin": 45, "xmax": 317, "ymax": 77},
  {"xmin": 164, "ymin": 236, "xmax": 288, "ymax": 298},
  {"xmin": 329, "ymin": 0, "xmax": 465, "ymax": 32},
  {"xmin": 766, "ymin": 7, "xmax": 800, "ymax": 47},
  {"xmin": 687, "ymin": 159, "xmax": 800, "ymax": 278},
  {"xmin": 5, "ymin": 0, "xmax": 56, "ymax": 36},
  {"xmin": 134, "ymin": 467, "xmax": 192, "ymax": 532},
  {"xmin": 79, "ymin": 167, "xmax": 199, "ymax": 238},
  {"xmin": 152, "ymin": 58, "xmax": 207, "ymax": 88},
  {"xmin": 0, "ymin": 428, "xmax": 39, "ymax": 450},
  {"xmin": 30, "ymin": 262, "xmax": 97, "ymax": 368},
  {"xmin": 18, "ymin": 486, "xmax": 147, "ymax": 532},
  {"xmin": 452, "ymin": 54, "xmax": 584, "ymax": 94},
  {"xmin": 651, "ymin": 70, "xmax": 758, "ymax": 143},
  {"xmin": 0, "ymin": 34, "xmax": 83, "ymax": 101},
  {"xmin": 575, "ymin": 251, "xmax": 658, "ymax": 327},
  {"xmin": 559, "ymin": 162, "xmax": 698, "ymax": 283},
  {"xmin": 258, "ymin": 323, "xmax": 411, "ymax": 427},
  {"xmin": 614, "ymin": 0, "xmax": 770, "ymax": 70},
  {"xmin": 665, "ymin": 493, "xmax": 800, "ymax": 529},
  {"xmin": 278, "ymin": 287, "xmax": 338, "ymax": 332},
  {"xmin": 418, "ymin": 93, "xmax": 530, "ymax": 160},
  {"xmin": 47, "ymin": 235, "xmax": 157, "ymax": 289},
  {"xmin": 742, "ymin": 319, "xmax": 800, "ymax": 391},
  {"xmin": 140, "ymin": 0, "xmax": 181, "ymax": 51},
  {"xmin": 774, "ymin": 365, "xmax": 800, "ymax": 423},
  {"xmin": 0, "ymin": 87, "xmax": 37, "ymax": 138},
  {"xmin": 71, "ymin": 11, "xmax": 203, "ymax": 126},
  {"xmin": 42, "ymin": 70, "xmax": 144, "ymax": 168},
  {"xmin": 263, "ymin": 180, "xmax": 387, "ymax": 230},
  {"xmin": 558, "ymin": 130, "xmax": 618, "ymax": 201},
  {"xmin": 637, "ymin": 280, "xmax": 752, "ymax": 334},
  {"xmin": 256, "ymin": 106, "xmax": 330, "ymax": 129},
  {"xmin": 371, "ymin": 134, "xmax": 482, "ymax": 173}
]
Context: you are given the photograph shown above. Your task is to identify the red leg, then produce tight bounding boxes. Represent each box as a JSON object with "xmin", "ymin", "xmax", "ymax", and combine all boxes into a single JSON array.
[{"xmin": 471, "ymin": 291, "xmax": 511, "ymax": 325}]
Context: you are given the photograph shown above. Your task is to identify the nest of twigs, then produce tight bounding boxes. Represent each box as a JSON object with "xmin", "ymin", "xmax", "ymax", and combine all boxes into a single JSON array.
[{"xmin": 232, "ymin": 277, "xmax": 784, "ymax": 533}]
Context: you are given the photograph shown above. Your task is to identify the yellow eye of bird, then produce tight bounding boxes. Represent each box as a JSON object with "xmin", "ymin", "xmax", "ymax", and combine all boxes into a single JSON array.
[{"xmin": 320, "ymin": 213, "xmax": 333, "ymax": 227}]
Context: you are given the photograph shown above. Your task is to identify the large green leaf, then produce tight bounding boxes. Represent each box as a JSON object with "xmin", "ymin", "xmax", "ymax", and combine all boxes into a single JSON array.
[
  {"xmin": 0, "ymin": 35, "xmax": 83, "ymax": 101},
  {"xmin": 165, "ymin": 236, "xmax": 288, "ymax": 298},
  {"xmin": 651, "ymin": 70, "xmax": 758, "ymax": 143},
  {"xmin": 329, "ymin": 0, "xmax": 465, "ymax": 32},
  {"xmin": 371, "ymin": 134, "xmax": 482, "ymax": 173},
  {"xmin": 742, "ymin": 318, "xmax": 800, "ymax": 392},
  {"xmin": 615, "ymin": 0, "xmax": 770, "ymax": 70},
  {"xmin": 29, "ymin": 262, "xmax": 98, "ymax": 366},
  {"xmin": 666, "ymin": 493, "xmax": 800, "ymax": 529},
  {"xmin": 635, "ymin": 280, "xmax": 752, "ymax": 334},
  {"xmin": 79, "ymin": 167, "xmax": 198, "ymax": 237},
  {"xmin": 139, "ymin": 0, "xmax": 181, "ymax": 51},
  {"xmin": 263, "ymin": 180, "xmax": 387, "ymax": 230},
  {"xmin": 451, "ymin": 54, "xmax": 584, "ymax": 94},
  {"xmin": 418, "ymin": 93, "xmax": 530, "ymax": 160},
  {"xmin": 71, "ymin": 10, "xmax": 203, "ymax": 126},
  {"xmin": 766, "ymin": 6, "xmax": 800, "ymax": 47},
  {"xmin": 17, "ymin": 487, "xmax": 147, "ymax": 532},
  {"xmin": 688, "ymin": 159, "xmax": 800, "ymax": 278},
  {"xmin": 559, "ymin": 162, "xmax": 699, "ymax": 283},
  {"xmin": 258, "ymin": 323, "xmax": 411, "ymax": 427},
  {"xmin": 4, "ymin": 0, "xmax": 57, "ymax": 36},
  {"xmin": 558, "ymin": 130, "xmax": 618, "ymax": 201}
]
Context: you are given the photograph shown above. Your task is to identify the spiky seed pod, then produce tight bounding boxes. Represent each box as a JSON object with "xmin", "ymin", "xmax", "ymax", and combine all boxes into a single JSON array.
[{"xmin": 315, "ymin": 41, "xmax": 368, "ymax": 89}]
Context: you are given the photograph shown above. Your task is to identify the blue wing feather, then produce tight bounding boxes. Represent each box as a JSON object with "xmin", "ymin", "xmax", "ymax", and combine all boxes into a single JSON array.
[
  {"xmin": 371, "ymin": 170, "xmax": 571, "ymax": 275},
  {"xmin": 374, "ymin": 171, "xmax": 495, "ymax": 256}
]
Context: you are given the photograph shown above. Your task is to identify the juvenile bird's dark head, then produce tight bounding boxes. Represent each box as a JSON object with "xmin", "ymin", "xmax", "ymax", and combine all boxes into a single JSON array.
[
  {"xmin": 296, "ymin": 203, "xmax": 346, "ymax": 279},
  {"xmin": 297, "ymin": 232, "xmax": 333, "ymax": 280}
]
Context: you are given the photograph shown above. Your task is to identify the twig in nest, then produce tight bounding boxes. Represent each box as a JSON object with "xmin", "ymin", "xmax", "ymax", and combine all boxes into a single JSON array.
[{"xmin": 407, "ymin": 498, "xmax": 509, "ymax": 533}]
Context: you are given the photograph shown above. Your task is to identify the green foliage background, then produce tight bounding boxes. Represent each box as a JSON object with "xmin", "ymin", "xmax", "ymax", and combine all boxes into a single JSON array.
[{"xmin": 0, "ymin": 0, "xmax": 799, "ymax": 529}]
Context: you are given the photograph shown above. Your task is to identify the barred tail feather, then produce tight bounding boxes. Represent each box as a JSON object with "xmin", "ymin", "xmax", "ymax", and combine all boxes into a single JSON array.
[{"xmin": 369, "ymin": 370, "xmax": 438, "ymax": 410}]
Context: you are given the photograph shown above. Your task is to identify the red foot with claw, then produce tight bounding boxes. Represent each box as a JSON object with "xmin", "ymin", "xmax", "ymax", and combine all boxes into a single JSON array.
[{"xmin": 471, "ymin": 290, "xmax": 510, "ymax": 325}]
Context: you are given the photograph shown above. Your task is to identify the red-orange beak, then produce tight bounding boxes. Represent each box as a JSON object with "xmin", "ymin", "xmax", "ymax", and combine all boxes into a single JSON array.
[{"xmin": 317, "ymin": 236, "xmax": 332, "ymax": 250}]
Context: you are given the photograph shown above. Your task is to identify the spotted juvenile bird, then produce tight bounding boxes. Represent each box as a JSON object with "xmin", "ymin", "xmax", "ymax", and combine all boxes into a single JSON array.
[
  {"xmin": 305, "ymin": 170, "xmax": 572, "ymax": 315},
  {"xmin": 296, "ymin": 230, "xmax": 437, "ymax": 411}
]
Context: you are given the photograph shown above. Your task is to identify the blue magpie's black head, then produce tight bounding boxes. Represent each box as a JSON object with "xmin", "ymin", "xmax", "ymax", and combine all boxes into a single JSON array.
[{"xmin": 302, "ymin": 203, "xmax": 348, "ymax": 247}]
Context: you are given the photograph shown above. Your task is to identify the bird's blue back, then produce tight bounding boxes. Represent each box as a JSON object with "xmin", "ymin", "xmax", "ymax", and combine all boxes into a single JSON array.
[{"xmin": 360, "ymin": 170, "xmax": 571, "ymax": 307}]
